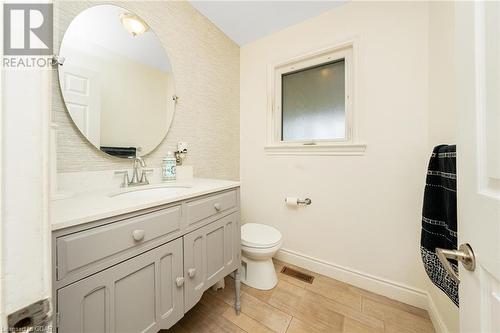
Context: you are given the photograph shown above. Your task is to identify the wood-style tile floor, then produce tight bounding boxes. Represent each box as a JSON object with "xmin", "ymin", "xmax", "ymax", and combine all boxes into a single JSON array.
[{"xmin": 165, "ymin": 259, "xmax": 436, "ymax": 333}]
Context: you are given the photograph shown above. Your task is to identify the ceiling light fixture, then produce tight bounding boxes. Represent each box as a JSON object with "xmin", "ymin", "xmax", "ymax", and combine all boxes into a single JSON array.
[{"xmin": 120, "ymin": 12, "xmax": 149, "ymax": 36}]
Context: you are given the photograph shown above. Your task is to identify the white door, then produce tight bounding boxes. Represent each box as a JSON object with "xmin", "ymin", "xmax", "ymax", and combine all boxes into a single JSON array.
[
  {"xmin": 456, "ymin": 1, "xmax": 500, "ymax": 332},
  {"xmin": 59, "ymin": 65, "xmax": 101, "ymax": 147}
]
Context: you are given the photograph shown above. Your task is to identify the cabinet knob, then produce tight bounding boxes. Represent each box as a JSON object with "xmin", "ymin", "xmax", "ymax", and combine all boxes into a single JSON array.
[
  {"xmin": 188, "ymin": 268, "xmax": 196, "ymax": 278},
  {"xmin": 132, "ymin": 229, "xmax": 145, "ymax": 241},
  {"xmin": 214, "ymin": 203, "xmax": 222, "ymax": 211},
  {"xmin": 175, "ymin": 277, "xmax": 185, "ymax": 287}
]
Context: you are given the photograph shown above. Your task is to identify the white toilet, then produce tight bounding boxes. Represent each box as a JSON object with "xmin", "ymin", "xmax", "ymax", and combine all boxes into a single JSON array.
[{"xmin": 240, "ymin": 223, "xmax": 282, "ymax": 290}]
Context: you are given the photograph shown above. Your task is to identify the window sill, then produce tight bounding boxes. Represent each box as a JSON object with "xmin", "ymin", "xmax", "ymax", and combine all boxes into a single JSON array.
[{"xmin": 264, "ymin": 143, "xmax": 367, "ymax": 156}]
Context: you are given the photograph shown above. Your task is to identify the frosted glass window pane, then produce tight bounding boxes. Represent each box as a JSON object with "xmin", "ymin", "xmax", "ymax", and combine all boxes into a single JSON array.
[{"xmin": 281, "ymin": 59, "xmax": 346, "ymax": 141}]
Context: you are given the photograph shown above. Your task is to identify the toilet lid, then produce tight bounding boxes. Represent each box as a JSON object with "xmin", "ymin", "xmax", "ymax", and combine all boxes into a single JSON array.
[{"xmin": 241, "ymin": 223, "xmax": 282, "ymax": 248}]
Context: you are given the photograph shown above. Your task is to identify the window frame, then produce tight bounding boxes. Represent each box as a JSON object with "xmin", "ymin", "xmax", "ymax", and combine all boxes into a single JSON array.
[{"xmin": 265, "ymin": 40, "xmax": 366, "ymax": 156}]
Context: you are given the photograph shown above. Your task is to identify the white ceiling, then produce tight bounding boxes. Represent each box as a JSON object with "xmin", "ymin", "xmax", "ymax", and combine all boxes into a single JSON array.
[{"xmin": 189, "ymin": 1, "xmax": 346, "ymax": 46}]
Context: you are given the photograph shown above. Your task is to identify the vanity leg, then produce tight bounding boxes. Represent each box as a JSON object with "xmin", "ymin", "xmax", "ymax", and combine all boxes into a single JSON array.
[{"xmin": 234, "ymin": 268, "xmax": 241, "ymax": 315}]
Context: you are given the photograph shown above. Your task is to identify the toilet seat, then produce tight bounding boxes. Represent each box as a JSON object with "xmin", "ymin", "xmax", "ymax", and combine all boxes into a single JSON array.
[{"xmin": 241, "ymin": 223, "xmax": 282, "ymax": 249}]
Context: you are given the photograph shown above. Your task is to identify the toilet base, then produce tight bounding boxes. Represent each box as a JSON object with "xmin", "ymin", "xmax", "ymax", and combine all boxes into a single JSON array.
[{"xmin": 240, "ymin": 256, "xmax": 278, "ymax": 290}]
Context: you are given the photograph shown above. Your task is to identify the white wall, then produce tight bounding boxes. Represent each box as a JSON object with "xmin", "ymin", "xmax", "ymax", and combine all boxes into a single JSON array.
[
  {"xmin": 428, "ymin": 1, "xmax": 457, "ymax": 146},
  {"xmin": 241, "ymin": 1, "xmax": 431, "ymax": 307},
  {"xmin": 427, "ymin": 2, "xmax": 459, "ymax": 333}
]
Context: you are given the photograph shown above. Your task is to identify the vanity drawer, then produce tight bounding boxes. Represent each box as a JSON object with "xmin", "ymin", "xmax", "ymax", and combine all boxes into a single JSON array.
[
  {"xmin": 186, "ymin": 190, "xmax": 237, "ymax": 227},
  {"xmin": 56, "ymin": 205, "xmax": 182, "ymax": 281}
]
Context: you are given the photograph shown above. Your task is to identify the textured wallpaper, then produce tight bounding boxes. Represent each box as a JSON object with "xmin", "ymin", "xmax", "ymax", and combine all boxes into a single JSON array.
[{"xmin": 53, "ymin": 1, "xmax": 240, "ymax": 180}]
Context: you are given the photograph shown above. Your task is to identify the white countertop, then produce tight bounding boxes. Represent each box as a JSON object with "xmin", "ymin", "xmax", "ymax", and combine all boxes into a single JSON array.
[{"xmin": 51, "ymin": 178, "xmax": 240, "ymax": 231}]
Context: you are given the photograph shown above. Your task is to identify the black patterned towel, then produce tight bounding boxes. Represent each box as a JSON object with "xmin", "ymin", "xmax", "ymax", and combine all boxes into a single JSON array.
[{"xmin": 420, "ymin": 145, "xmax": 459, "ymax": 306}]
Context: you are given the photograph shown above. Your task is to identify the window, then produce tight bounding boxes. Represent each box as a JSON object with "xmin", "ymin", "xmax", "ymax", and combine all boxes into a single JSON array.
[
  {"xmin": 266, "ymin": 42, "xmax": 365, "ymax": 155},
  {"xmin": 282, "ymin": 59, "xmax": 346, "ymax": 141}
]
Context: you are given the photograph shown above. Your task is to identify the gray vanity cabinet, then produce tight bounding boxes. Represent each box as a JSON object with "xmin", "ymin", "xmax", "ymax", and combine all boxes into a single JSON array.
[
  {"xmin": 53, "ymin": 188, "xmax": 241, "ymax": 332},
  {"xmin": 57, "ymin": 239, "xmax": 184, "ymax": 333},
  {"xmin": 183, "ymin": 212, "xmax": 240, "ymax": 311}
]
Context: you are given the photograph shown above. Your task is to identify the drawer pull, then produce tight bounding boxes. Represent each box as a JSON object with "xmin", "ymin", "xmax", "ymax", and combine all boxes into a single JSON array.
[
  {"xmin": 132, "ymin": 229, "xmax": 145, "ymax": 241},
  {"xmin": 188, "ymin": 268, "xmax": 196, "ymax": 278},
  {"xmin": 214, "ymin": 203, "xmax": 222, "ymax": 211},
  {"xmin": 176, "ymin": 277, "xmax": 185, "ymax": 287}
]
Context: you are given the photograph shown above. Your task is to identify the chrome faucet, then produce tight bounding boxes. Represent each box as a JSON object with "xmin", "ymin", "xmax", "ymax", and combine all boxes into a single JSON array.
[
  {"xmin": 131, "ymin": 156, "xmax": 146, "ymax": 185},
  {"xmin": 114, "ymin": 157, "xmax": 153, "ymax": 188}
]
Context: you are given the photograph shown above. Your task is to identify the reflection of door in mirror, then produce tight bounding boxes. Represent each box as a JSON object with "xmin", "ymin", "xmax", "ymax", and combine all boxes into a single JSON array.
[{"xmin": 59, "ymin": 65, "xmax": 101, "ymax": 147}]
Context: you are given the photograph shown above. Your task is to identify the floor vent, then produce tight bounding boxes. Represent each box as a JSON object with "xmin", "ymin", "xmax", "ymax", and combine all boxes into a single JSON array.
[{"xmin": 280, "ymin": 266, "xmax": 315, "ymax": 284}]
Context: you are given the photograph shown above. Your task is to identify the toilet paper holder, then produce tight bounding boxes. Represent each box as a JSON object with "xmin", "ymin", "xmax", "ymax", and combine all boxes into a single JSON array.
[
  {"xmin": 285, "ymin": 198, "xmax": 312, "ymax": 205},
  {"xmin": 298, "ymin": 198, "xmax": 312, "ymax": 205}
]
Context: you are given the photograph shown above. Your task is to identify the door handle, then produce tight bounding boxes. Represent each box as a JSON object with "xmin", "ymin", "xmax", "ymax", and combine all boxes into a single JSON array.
[
  {"xmin": 188, "ymin": 268, "xmax": 196, "ymax": 278},
  {"xmin": 214, "ymin": 203, "xmax": 222, "ymax": 211},
  {"xmin": 436, "ymin": 243, "xmax": 476, "ymax": 283}
]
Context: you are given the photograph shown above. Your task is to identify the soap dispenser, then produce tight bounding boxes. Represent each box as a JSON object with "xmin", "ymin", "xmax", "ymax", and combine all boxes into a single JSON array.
[{"xmin": 162, "ymin": 151, "xmax": 176, "ymax": 181}]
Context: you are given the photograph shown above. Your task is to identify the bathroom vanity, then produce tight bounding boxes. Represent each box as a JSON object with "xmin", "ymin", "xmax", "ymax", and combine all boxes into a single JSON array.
[{"xmin": 51, "ymin": 179, "xmax": 241, "ymax": 333}]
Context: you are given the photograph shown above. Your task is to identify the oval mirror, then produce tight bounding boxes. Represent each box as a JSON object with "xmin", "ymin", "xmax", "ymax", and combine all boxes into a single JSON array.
[{"xmin": 58, "ymin": 5, "xmax": 175, "ymax": 158}]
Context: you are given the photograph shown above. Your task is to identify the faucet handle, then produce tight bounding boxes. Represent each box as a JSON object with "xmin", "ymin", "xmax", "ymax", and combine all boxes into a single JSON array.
[
  {"xmin": 140, "ymin": 168, "xmax": 154, "ymax": 184},
  {"xmin": 114, "ymin": 170, "xmax": 130, "ymax": 187},
  {"xmin": 134, "ymin": 156, "xmax": 146, "ymax": 167}
]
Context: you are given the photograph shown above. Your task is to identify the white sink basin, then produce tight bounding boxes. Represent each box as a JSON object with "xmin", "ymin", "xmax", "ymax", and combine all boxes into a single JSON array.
[{"xmin": 109, "ymin": 183, "xmax": 192, "ymax": 198}]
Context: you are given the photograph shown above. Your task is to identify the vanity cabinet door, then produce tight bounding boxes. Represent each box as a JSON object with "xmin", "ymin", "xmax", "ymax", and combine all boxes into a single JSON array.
[
  {"xmin": 183, "ymin": 213, "xmax": 240, "ymax": 312},
  {"xmin": 56, "ymin": 239, "xmax": 184, "ymax": 333}
]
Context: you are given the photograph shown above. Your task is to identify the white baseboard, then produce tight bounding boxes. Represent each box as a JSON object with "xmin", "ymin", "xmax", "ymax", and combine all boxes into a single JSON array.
[
  {"xmin": 426, "ymin": 293, "xmax": 450, "ymax": 333},
  {"xmin": 275, "ymin": 248, "xmax": 450, "ymax": 333},
  {"xmin": 275, "ymin": 248, "xmax": 429, "ymax": 308}
]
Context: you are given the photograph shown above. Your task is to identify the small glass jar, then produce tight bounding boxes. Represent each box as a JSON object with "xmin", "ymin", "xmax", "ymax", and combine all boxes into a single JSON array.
[{"xmin": 162, "ymin": 151, "xmax": 176, "ymax": 181}]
